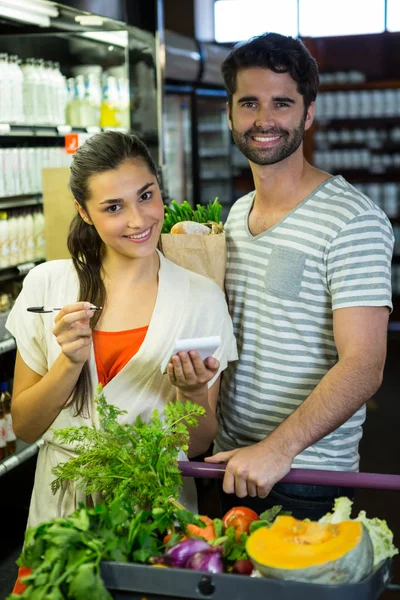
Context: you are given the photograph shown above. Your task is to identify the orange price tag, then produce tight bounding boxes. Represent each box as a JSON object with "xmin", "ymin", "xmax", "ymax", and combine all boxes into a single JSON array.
[{"xmin": 65, "ymin": 133, "xmax": 79, "ymax": 154}]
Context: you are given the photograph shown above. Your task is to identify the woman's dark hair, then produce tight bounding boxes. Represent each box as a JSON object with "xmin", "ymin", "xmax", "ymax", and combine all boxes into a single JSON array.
[
  {"xmin": 66, "ymin": 130, "xmax": 158, "ymax": 416},
  {"xmin": 221, "ymin": 32, "xmax": 319, "ymax": 112}
]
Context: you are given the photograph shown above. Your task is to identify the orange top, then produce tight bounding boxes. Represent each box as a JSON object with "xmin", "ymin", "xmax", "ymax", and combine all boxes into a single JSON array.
[{"xmin": 92, "ymin": 326, "xmax": 149, "ymax": 386}]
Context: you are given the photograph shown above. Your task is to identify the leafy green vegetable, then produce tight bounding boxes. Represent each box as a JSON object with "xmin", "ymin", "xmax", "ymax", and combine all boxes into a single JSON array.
[
  {"xmin": 222, "ymin": 526, "xmax": 249, "ymax": 564},
  {"xmin": 319, "ymin": 497, "xmax": 398, "ymax": 567},
  {"xmin": 7, "ymin": 389, "xmax": 206, "ymax": 599},
  {"xmin": 162, "ymin": 198, "xmax": 222, "ymax": 233},
  {"xmin": 7, "ymin": 498, "xmax": 196, "ymax": 599},
  {"xmin": 51, "ymin": 385, "xmax": 205, "ymax": 515}
]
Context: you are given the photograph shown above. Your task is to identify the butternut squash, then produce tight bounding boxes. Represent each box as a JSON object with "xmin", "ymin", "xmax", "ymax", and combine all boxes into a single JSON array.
[{"xmin": 246, "ymin": 515, "xmax": 373, "ymax": 585}]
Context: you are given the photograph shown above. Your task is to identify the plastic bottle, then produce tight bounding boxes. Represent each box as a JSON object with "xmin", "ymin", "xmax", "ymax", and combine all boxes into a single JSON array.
[
  {"xmin": 21, "ymin": 58, "xmax": 40, "ymax": 125},
  {"xmin": 100, "ymin": 75, "xmax": 120, "ymax": 127},
  {"xmin": 0, "ymin": 382, "xmax": 16, "ymax": 456},
  {"xmin": 9, "ymin": 55, "xmax": 24, "ymax": 123},
  {"xmin": 0, "ymin": 211, "xmax": 10, "ymax": 268},
  {"xmin": 24, "ymin": 209, "xmax": 35, "ymax": 261},
  {"xmin": 17, "ymin": 210, "xmax": 26, "ymax": 264},
  {"xmin": 53, "ymin": 62, "xmax": 67, "ymax": 125},
  {"xmin": 0, "ymin": 54, "xmax": 12, "ymax": 123},
  {"xmin": 8, "ymin": 212, "xmax": 19, "ymax": 265},
  {"xmin": 33, "ymin": 210, "xmax": 46, "ymax": 259}
]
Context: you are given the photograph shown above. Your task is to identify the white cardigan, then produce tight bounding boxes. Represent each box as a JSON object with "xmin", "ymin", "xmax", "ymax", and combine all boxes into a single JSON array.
[{"xmin": 6, "ymin": 251, "xmax": 238, "ymax": 527}]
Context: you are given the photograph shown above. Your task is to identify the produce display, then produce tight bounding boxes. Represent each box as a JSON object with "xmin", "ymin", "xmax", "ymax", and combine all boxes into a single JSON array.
[
  {"xmin": 8, "ymin": 389, "xmax": 398, "ymax": 599},
  {"xmin": 161, "ymin": 198, "xmax": 224, "ymax": 234}
]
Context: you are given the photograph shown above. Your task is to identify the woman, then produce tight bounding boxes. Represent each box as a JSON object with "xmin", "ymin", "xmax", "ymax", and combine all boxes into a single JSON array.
[{"xmin": 6, "ymin": 131, "xmax": 237, "ymax": 530}]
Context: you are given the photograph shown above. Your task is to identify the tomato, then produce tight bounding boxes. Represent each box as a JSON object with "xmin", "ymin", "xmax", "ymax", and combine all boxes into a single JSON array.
[{"xmin": 222, "ymin": 507, "xmax": 259, "ymax": 539}]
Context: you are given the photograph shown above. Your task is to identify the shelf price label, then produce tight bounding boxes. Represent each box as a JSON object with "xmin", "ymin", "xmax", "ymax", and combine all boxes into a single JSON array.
[
  {"xmin": 57, "ymin": 125, "xmax": 72, "ymax": 136},
  {"xmin": 0, "ymin": 124, "xmax": 11, "ymax": 135},
  {"xmin": 17, "ymin": 261, "xmax": 36, "ymax": 276},
  {"xmin": 65, "ymin": 133, "xmax": 79, "ymax": 154}
]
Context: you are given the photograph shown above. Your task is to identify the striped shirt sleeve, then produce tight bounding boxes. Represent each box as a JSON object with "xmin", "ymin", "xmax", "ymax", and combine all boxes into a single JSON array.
[{"xmin": 326, "ymin": 210, "xmax": 394, "ymax": 311}]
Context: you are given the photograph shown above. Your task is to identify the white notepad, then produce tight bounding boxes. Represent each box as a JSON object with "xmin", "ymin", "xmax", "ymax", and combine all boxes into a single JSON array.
[{"xmin": 161, "ymin": 335, "xmax": 221, "ymax": 374}]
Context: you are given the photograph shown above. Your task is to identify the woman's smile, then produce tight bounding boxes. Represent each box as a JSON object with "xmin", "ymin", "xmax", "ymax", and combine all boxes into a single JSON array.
[{"xmin": 123, "ymin": 226, "xmax": 153, "ymax": 243}]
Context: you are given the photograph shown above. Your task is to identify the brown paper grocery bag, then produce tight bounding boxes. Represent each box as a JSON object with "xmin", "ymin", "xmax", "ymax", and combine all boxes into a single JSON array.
[{"xmin": 160, "ymin": 233, "xmax": 226, "ymax": 290}]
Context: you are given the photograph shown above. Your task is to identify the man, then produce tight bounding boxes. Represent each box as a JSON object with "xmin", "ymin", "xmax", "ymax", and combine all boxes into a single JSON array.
[{"xmin": 205, "ymin": 33, "xmax": 394, "ymax": 519}]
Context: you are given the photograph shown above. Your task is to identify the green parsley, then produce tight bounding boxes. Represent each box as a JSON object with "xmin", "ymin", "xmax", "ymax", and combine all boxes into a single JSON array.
[{"xmin": 51, "ymin": 385, "xmax": 205, "ymax": 513}]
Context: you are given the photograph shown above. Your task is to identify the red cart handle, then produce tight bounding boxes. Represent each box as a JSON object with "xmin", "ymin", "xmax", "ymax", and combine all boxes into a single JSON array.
[{"xmin": 178, "ymin": 461, "xmax": 400, "ymax": 491}]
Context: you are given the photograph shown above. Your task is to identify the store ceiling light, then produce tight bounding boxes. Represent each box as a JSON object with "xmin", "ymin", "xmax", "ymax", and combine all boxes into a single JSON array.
[
  {"xmin": 75, "ymin": 15, "xmax": 104, "ymax": 26},
  {"xmin": 0, "ymin": 0, "xmax": 58, "ymax": 27}
]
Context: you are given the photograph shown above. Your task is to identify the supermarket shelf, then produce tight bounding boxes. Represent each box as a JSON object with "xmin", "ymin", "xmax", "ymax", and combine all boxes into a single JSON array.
[
  {"xmin": 0, "ymin": 124, "xmax": 128, "ymax": 138},
  {"xmin": 319, "ymin": 80, "xmax": 400, "ymax": 92},
  {"xmin": 0, "ymin": 439, "xmax": 43, "ymax": 478},
  {"xmin": 0, "ymin": 194, "xmax": 43, "ymax": 210},
  {"xmin": 314, "ymin": 116, "xmax": 400, "ymax": 128},
  {"xmin": 0, "ymin": 337, "xmax": 16, "ymax": 355},
  {"xmin": 0, "ymin": 259, "xmax": 45, "ymax": 284}
]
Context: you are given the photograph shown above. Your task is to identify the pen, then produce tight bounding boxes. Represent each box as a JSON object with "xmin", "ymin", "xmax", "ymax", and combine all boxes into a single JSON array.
[{"xmin": 27, "ymin": 306, "xmax": 102, "ymax": 314}]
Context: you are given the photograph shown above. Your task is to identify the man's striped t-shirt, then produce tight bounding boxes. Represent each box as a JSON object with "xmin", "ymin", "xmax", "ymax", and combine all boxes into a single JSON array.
[{"xmin": 215, "ymin": 175, "xmax": 394, "ymax": 471}]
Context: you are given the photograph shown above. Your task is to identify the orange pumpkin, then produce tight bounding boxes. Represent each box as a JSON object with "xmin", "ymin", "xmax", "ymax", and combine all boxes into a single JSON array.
[{"xmin": 246, "ymin": 515, "xmax": 373, "ymax": 585}]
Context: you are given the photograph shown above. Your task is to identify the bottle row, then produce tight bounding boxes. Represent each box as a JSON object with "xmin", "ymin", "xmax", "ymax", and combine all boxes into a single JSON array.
[
  {"xmin": 314, "ymin": 127, "xmax": 400, "ymax": 148},
  {"xmin": 67, "ymin": 70, "xmax": 129, "ymax": 129},
  {"xmin": 314, "ymin": 89, "xmax": 400, "ymax": 121},
  {"xmin": 0, "ymin": 52, "xmax": 129, "ymax": 129},
  {"xmin": 313, "ymin": 149, "xmax": 400, "ymax": 175},
  {"xmin": 0, "ymin": 209, "xmax": 46, "ymax": 268},
  {"xmin": 0, "ymin": 381, "xmax": 15, "ymax": 460},
  {"xmin": 0, "ymin": 146, "xmax": 72, "ymax": 198}
]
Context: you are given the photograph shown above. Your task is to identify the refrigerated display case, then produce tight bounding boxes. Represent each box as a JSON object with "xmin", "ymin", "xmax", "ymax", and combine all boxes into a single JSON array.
[{"xmin": 163, "ymin": 31, "xmax": 233, "ymax": 220}]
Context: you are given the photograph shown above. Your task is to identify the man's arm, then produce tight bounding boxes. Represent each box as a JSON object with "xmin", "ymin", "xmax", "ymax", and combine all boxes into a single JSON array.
[{"xmin": 206, "ymin": 306, "xmax": 389, "ymax": 498}]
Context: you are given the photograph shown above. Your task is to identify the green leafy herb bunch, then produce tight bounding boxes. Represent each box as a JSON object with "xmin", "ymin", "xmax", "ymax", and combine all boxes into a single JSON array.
[{"xmin": 51, "ymin": 385, "xmax": 205, "ymax": 514}]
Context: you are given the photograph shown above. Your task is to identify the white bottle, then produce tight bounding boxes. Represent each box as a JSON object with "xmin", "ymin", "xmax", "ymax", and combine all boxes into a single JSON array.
[
  {"xmin": 21, "ymin": 59, "xmax": 40, "ymax": 125},
  {"xmin": 53, "ymin": 62, "xmax": 67, "ymax": 125},
  {"xmin": 8, "ymin": 213, "xmax": 19, "ymax": 266},
  {"xmin": 33, "ymin": 210, "xmax": 46, "ymax": 260},
  {"xmin": 17, "ymin": 211, "xmax": 27, "ymax": 263},
  {"xmin": 9, "ymin": 55, "xmax": 25, "ymax": 124},
  {"xmin": 35, "ymin": 59, "xmax": 49, "ymax": 125},
  {"xmin": 0, "ymin": 54, "xmax": 11, "ymax": 123},
  {"xmin": 24, "ymin": 210, "xmax": 35, "ymax": 262},
  {"xmin": 0, "ymin": 211, "xmax": 10, "ymax": 268}
]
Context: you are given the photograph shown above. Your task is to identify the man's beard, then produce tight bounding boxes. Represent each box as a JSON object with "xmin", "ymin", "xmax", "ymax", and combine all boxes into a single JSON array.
[{"xmin": 231, "ymin": 116, "xmax": 306, "ymax": 166}]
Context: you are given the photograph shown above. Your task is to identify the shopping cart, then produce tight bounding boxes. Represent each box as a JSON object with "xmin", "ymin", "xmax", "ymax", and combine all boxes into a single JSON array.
[{"xmin": 101, "ymin": 464, "xmax": 400, "ymax": 599}]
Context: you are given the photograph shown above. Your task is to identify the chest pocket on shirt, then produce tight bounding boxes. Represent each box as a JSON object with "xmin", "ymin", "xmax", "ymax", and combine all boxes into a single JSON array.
[{"xmin": 265, "ymin": 246, "xmax": 307, "ymax": 300}]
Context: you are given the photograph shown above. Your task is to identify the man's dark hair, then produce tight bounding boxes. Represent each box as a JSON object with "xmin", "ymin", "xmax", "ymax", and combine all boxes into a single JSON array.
[{"xmin": 221, "ymin": 32, "xmax": 319, "ymax": 110}]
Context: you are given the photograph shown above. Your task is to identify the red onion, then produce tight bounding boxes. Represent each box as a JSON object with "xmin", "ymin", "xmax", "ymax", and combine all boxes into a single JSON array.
[
  {"xmin": 165, "ymin": 539, "xmax": 210, "ymax": 567},
  {"xmin": 185, "ymin": 548, "xmax": 224, "ymax": 573}
]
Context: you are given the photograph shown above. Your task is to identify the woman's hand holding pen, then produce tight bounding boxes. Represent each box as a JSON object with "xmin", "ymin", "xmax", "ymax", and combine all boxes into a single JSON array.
[{"xmin": 52, "ymin": 302, "xmax": 95, "ymax": 365}]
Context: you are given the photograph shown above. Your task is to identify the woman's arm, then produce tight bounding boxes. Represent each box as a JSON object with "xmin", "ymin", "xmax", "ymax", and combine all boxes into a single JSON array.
[
  {"xmin": 177, "ymin": 378, "xmax": 220, "ymax": 458},
  {"xmin": 11, "ymin": 302, "xmax": 94, "ymax": 443},
  {"xmin": 12, "ymin": 351, "xmax": 84, "ymax": 443},
  {"xmin": 168, "ymin": 352, "xmax": 219, "ymax": 457}
]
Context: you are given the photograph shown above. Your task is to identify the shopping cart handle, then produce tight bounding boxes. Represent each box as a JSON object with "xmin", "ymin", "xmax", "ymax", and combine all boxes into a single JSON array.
[{"xmin": 178, "ymin": 461, "xmax": 400, "ymax": 491}]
